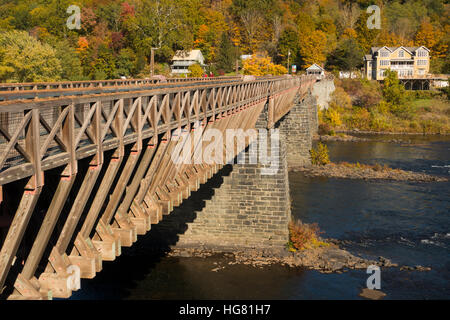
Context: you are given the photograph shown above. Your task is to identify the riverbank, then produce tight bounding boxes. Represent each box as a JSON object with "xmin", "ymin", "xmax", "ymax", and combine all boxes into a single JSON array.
[
  {"xmin": 316, "ymin": 133, "xmax": 370, "ymax": 142},
  {"xmin": 167, "ymin": 243, "xmax": 431, "ymax": 275},
  {"xmin": 291, "ymin": 162, "xmax": 448, "ymax": 182},
  {"xmin": 335, "ymin": 130, "xmax": 450, "ymax": 136},
  {"xmin": 323, "ymin": 77, "xmax": 450, "ymax": 136},
  {"xmin": 315, "ymin": 132, "xmax": 449, "ymax": 144}
]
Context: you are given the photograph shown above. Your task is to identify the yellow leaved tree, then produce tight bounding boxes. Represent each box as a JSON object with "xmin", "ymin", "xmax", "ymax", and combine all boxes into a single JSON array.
[
  {"xmin": 188, "ymin": 63, "xmax": 204, "ymax": 77},
  {"xmin": 298, "ymin": 30, "xmax": 327, "ymax": 68},
  {"xmin": 242, "ymin": 54, "xmax": 287, "ymax": 76},
  {"xmin": 415, "ymin": 22, "xmax": 447, "ymax": 59}
]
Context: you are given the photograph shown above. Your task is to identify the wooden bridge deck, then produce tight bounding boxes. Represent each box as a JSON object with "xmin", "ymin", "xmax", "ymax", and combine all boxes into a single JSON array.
[{"xmin": 0, "ymin": 75, "xmax": 316, "ymax": 299}]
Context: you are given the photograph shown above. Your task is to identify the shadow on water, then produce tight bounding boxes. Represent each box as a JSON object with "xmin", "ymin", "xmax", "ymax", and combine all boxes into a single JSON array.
[{"xmin": 71, "ymin": 165, "xmax": 234, "ymax": 300}]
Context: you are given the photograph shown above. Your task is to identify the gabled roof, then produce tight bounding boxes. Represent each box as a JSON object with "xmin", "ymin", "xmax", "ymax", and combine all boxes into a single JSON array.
[
  {"xmin": 370, "ymin": 46, "xmax": 430, "ymax": 56},
  {"xmin": 306, "ymin": 63, "xmax": 324, "ymax": 71},
  {"xmin": 172, "ymin": 49, "xmax": 204, "ymax": 61},
  {"xmin": 414, "ymin": 45, "xmax": 430, "ymax": 52},
  {"xmin": 371, "ymin": 46, "xmax": 393, "ymax": 54},
  {"xmin": 391, "ymin": 46, "xmax": 412, "ymax": 55}
]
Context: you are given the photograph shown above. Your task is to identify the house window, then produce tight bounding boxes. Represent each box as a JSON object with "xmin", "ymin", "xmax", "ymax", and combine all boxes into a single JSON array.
[
  {"xmin": 380, "ymin": 60, "xmax": 390, "ymax": 66},
  {"xmin": 380, "ymin": 50, "xmax": 389, "ymax": 57},
  {"xmin": 417, "ymin": 60, "xmax": 427, "ymax": 66},
  {"xmin": 418, "ymin": 50, "xmax": 428, "ymax": 57},
  {"xmin": 399, "ymin": 50, "xmax": 404, "ymax": 57}
]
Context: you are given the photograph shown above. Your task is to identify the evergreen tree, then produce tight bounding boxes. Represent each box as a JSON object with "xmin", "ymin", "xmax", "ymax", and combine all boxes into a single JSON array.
[
  {"xmin": 382, "ymin": 69, "xmax": 406, "ymax": 106},
  {"xmin": 216, "ymin": 33, "xmax": 238, "ymax": 73},
  {"xmin": 327, "ymin": 38, "xmax": 364, "ymax": 71},
  {"xmin": 277, "ymin": 27, "xmax": 299, "ymax": 66}
]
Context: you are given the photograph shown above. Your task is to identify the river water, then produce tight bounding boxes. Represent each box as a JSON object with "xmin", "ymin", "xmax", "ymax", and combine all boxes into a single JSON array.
[{"xmin": 72, "ymin": 135, "xmax": 450, "ymax": 300}]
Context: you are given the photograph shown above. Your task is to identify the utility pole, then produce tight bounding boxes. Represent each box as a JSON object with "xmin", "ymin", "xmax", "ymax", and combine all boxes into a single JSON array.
[
  {"xmin": 287, "ymin": 50, "xmax": 291, "ymax": 74},
  {"xmin": 151, "ymin": 47, "xmax": 160, "ymax": 77}
]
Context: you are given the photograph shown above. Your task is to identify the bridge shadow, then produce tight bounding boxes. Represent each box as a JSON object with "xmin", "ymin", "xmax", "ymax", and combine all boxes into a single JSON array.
[{"xmin": 72, "ymin": 164, "xmax": 233, "ymax": 300}]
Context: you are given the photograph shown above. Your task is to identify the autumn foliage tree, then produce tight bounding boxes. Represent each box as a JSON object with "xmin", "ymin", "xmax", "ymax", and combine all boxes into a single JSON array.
[
  {"xmin": 298, "ymin": 30, "xmax": 328, "ymax": 68},
  {"xmin": 242, "ymin": 54, "xmax": 287, "ymax": 76},
  {"xmin": 188, "ymin": 63, "xmax": 204, "ymax": 77},
  {"xmin": 415, "ymin": 21, "xmax": 447, "ymax": 59},
  {"xmin": 0, "ymin": 30, "xmax": 62, "ymax": 82}
]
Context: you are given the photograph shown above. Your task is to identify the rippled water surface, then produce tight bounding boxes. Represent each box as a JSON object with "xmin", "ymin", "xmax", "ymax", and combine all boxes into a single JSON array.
[{"xmin": 73, "ymin": 135, "xmax": 450, "ymax": 300}]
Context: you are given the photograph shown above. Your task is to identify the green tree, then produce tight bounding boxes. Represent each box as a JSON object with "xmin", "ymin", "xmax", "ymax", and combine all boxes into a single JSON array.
[
  {"xmin": 277, "ymin": 27, "xmax": 299, "ymax": 66},
  {"xmin": 91, "ymin": 44, "xmax": 117, "ymax": 80},
  {"xmin": 116, "ymin": 48, "xmax": 137, "ymax": 77},
  {"xmin": 127, "ymin": 0, "xmax": 194, "ymax": 63},
  {"xmin": 382, "ymin": 69, "xmax": 407, "ymax": 107},
  {"xmin": 45, "ymin": 36, "xmax": 84, "ymax": 81},
  {"xmin": 327, "ymin": 38, "xmax": 364, "ymax": 71},
  {"xmin": 0, "ymin": 30, "xmax": 62, "ymax": 82},
  {"xmin": 216, "ymin": 32, "xmax": 239, "ymax": 73},
  {"xmin": 29, "ymin": 0, "xmax": 74, "ymax": 37}
]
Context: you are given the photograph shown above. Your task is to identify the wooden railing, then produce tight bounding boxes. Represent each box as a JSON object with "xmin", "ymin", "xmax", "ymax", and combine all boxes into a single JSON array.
[
  {"xmin": 0, "ymin": 76, "xmax": 305, "ymax": 186},
  {"xmin": 0, "ymin": 76, "xmax": 242, "ymax": 92},
  {"xmin": 0, "ymin": 77, "xmax": 243, "ymax": 102},
  {"xmin": 267, "ymin": 75, "xmax": 317, "ymax": 128}
]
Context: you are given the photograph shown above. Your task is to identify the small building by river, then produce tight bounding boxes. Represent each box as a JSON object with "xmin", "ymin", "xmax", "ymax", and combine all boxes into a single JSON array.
[
  {"xmin": 170, "ymin": 50, "xmax": 206, "ymax": 75},
  {"xmin": 306, "ymin": 64, "xmax": 325, "ymax": 79}
]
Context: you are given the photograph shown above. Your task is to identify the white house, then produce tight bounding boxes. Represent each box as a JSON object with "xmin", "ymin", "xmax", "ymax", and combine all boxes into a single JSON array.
[
  {"xmin": 306, "ymin": 64, "xmax": 325, "ymax": 78},
  {"xmin": 171, "ymin": 50, "xmax": 206, "ymax": 74}
]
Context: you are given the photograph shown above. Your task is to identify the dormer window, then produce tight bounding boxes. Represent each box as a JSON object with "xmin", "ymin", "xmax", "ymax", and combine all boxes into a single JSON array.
[{"xmin": 380, "ymin": 50, "xmax": 389, "ymax": 57}]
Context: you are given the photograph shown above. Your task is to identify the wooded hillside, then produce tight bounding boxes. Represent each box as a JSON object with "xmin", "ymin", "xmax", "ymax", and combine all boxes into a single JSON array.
[{"xmin": 0, "ymin": 0, "xmax": 448, "ymax": 81}]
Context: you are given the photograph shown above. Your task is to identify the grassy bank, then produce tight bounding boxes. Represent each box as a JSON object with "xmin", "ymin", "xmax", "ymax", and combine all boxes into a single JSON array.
[{"xmin": 319, "ymin": 73, "xmax": 450, "ymax": 135}]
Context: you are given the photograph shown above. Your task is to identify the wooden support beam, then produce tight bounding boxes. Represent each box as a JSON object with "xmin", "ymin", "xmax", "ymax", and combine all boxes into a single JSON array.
[
  {"xmin": 118, "ymin": 141, "xmax": 156, "ymax": 235},
  {"xmin": 9, "ymin": 274, "xmax": 48, "ymax": 300},
  {"xmin": 20, "ymin": 166, "xmax": 76, "ymax": 281},
  {"xmin": 129, "ymin": 136, "xmax": 170, "ymax": 226},
  {"xmin": 78, "ymin": 156, "xmax": 122, "ymax": 246},
  {"xmin": 0, "ymin": 182, "xmax": 42, "ymax": 295},
  {"xmin": 99, "ymin": 147, "xmax": 140, "ymax": 247},
  {"xmin": 48, "ymin": 164, "xmax": 102, "ymax": 278}
]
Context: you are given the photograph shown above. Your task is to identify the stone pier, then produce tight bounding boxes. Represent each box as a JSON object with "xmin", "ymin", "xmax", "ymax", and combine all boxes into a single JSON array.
[
  {"xmin": 174, "ymin": 137, "xmax": 291, "ymax": 251},
  {"xmin": 155, "ymin": 93, "xmax": 319, "ymax": 252},
  {"xmin": 278, "ymin": 93, "xmax": 318, "ymax": 167}
]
